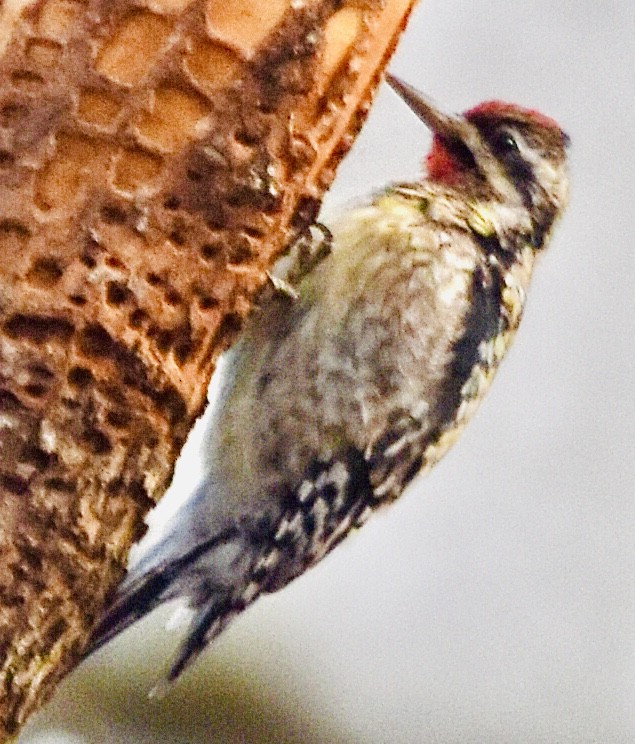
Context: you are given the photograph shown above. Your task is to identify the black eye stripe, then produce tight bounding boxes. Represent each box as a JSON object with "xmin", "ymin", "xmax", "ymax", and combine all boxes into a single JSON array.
[
  {"xmin": 440, "ymin": 135, "xmax": 478, "ymax": 171},
  {"xmin": 478, "ymin": 124, "xmax": 536, "ymax": 208},
  {"xmin": 503, "ymin": 156, "xmax": 535, "ymax": 210}
]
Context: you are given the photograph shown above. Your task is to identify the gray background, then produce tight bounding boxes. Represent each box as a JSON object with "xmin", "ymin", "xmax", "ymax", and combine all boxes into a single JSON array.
[{"xmin": 23, "ymin": 0, "xmax": 635, "ymax": 742}]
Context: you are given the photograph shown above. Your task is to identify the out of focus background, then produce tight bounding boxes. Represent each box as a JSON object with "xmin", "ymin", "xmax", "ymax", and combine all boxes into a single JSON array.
[{"xmin": 22, "ymin": 0, "xmax": 634, "ymax": 742}]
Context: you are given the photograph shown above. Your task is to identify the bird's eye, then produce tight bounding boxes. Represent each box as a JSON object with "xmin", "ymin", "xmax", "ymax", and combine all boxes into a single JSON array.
[{"xmin": 495, "ymin": 132, "xmax": 520, "ymax": 154}]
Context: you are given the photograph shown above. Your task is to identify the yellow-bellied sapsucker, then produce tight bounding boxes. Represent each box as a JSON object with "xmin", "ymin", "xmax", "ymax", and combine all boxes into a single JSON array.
[{"xmin": 89, "ymin": 75, "xmax": 570, "ymax": 682}]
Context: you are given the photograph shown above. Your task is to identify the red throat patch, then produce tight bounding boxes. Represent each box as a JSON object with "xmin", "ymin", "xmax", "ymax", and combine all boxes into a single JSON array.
[{"xmin": 426, "ymin": 135, "xmax": 466, "ymax": 184}]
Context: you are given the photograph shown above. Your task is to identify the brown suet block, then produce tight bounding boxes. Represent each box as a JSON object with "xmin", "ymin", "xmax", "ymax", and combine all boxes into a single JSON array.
[{"xmin": 0, "ymin": 0, "xmax": 417, "ymax": 736}]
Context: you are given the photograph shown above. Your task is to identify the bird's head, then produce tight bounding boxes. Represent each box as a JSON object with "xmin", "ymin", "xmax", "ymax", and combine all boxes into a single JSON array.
[{"xmin": 386, "ymin": 74, "xmax": 570, "ymax": 248}]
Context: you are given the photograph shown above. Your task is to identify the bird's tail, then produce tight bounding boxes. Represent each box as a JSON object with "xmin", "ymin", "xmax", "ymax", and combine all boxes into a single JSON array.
[{"xmin": 85, "ymin": 526, "xmax": 254, "ymax": 682}]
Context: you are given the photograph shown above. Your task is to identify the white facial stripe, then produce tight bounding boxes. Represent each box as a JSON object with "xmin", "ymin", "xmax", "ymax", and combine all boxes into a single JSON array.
[{"xmin": 514, "ymin": 131, "xmax": 561, "ymax": 195}]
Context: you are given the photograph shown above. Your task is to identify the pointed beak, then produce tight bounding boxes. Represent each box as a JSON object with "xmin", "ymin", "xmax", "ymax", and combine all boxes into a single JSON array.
[{"xmin": 385, "ymin": 74, "xmax": 465, "ymax": 141}]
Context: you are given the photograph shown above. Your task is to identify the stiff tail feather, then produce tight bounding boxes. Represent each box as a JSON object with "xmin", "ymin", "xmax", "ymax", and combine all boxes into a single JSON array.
[{"xmin": 85, "ymin": 527, "xmax": 244, "ymax": 680}]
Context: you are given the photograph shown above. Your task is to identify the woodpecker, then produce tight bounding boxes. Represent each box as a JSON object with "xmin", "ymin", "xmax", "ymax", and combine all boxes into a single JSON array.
[{"xmin": 89, "ymin": 75, "xmax": 570, "ymax": 682}]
